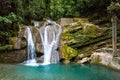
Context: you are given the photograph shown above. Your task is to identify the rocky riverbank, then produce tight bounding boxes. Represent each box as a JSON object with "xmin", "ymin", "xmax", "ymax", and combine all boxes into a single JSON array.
[
  {"xmin": 1, "ymin": 18, "xmax": 120, "ymax": 70},
  {"xmin": 60, "ymin": 18, "xmax": 111, "ymax": 62}
]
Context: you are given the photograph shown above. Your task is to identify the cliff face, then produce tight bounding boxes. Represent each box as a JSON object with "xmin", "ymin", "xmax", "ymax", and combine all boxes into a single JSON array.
[
  {"xmin": 0, "ymin": 18, "xmax": 111, "ymax": 64},
  {"xmin": 0, "ymin": 25, "xmax": 43, "ymax": 63},
  {"xmin": 60, "ymin": 18, "xmax": 111, "ymax": 63}
]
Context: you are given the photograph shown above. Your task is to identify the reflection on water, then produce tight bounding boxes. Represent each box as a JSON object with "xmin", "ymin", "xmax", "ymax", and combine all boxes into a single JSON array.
[{"xmin": 0, "ymin": 63, "xmax": 120, "ymax": 80}]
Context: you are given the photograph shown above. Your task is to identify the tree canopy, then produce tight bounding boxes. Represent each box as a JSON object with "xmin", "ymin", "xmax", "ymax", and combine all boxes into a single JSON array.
[
  {"xmin": 0, "ymin": 0, "xmax": 112, "ymax": 21},
  {"xmin": 0, "ymin": 0, "xmax": 120, "ymax": 45}
]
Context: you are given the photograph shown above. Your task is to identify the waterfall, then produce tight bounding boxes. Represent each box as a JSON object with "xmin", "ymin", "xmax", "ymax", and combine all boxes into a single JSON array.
[
  {"xmin": 40, "ymin": 20, "xmax": 62, "ymax": 65},
  {"xmin": 24, "ymin": 27, "xmax": 39, "ymax": 66},
  {"xmin": 34, "ymin": 21, "xmax": 39, "ymax": 27},
  {"xmin": 22, "ymin": 20, "xmax": 62, "ymax": 66}
]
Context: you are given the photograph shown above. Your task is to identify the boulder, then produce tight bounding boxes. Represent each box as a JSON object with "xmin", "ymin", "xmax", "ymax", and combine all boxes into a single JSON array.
[
  {"xmin": 0, "ymin": 48, "xmax": 27, "ymax": 63},
  {"xmin": 77, "ymin": 57, "xmax": 91, "ymax": 64},
  {"xmin": 91, "ymin": 51, "xmax": 120, "ymax": 70},
  {"xmin": 63, "ymin": 60, "xmax": 70, "ymax": 64},
  {"xmin": 60, "ymin": 18, "xmax": 73, "ymax": 26}
]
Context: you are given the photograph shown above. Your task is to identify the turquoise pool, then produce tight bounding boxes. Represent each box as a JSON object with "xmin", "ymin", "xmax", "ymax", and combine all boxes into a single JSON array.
[{"xmin": 0, "ymin": 63, "xmax": 120, "ymax": 80}]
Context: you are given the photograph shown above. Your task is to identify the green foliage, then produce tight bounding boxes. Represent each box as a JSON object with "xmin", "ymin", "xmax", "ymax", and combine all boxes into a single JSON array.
[
  {"xmin": 50, "ymin": 0, "xmax": 65, "ymax": 20},
  {"xmin": 0, "ymin": 45, "xmax": 10, "ymax": 51},
  {"xmin": 0, "ymin": 31, "xmax": 10, "ymax": 37},
  {"xmin": 0, "ymin": 16, "xmax": 12, "ymax": 23},
  {"xmin": 107, "ymin": 2, "xmax": 120, "ymax": 13},
  {"xmin": 107, "ymin": 1, "xmax": 120, "ymax": 42},
  {"xmin": 0, "ymin": 12, "xmax": 22, "ymax": 24},
  {"xmin": 0, "ymin": 0, "xmax": 11, "ymax": 16},
  {"xmin": 0, "ymin": 12, "xmax": 22, "ymax": 45},
  {"xmin": 49, "ymin": 0, "xmax": 111, "ymax": 20},
  {"xmin": 0, "ymin": 0, "xmax": 111, "ymax": 21},
  {"xmin": 0, "ymin": 0, "xmax": 118, "ymax": 45},
  {"xmin": 7, "ymin": 12, "xmax": 22, "ymax": 23}
]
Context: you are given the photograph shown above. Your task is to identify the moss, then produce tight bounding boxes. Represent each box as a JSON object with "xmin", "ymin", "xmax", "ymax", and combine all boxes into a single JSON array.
[
  {"xmin": 62, "ymin": 24, "xmax": 111, "ymax": 48},
  {"xmin": 0, "ymin": 45, "xmax": 10, "ymax": 51},
  {"xmin": 61, "ymin": 18, "xmax": 111, "ymax": 62},
  {"xmin": 73, "ymin": 18, "xmax": 89, "ymax": 23},
  {"xmin": 9, "ymin": 37, "xmax": 17, "ymax": 45},
  {"xmin": 61, "ymin": 45, "xmax": 78, "ymax": 60},
  {"xmin": 71, "ymin": 34, "xmax": 111, "ymax": 49},
  {"xmin": 73, "ymin": 18, "xmax": 80, "ymax": 22},
  {"xmin": 83, "ymin": 25, "xmax": 101, "ymax": 37}
]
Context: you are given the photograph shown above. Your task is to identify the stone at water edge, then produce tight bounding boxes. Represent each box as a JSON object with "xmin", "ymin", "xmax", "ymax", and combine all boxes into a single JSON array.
[
  {"xmin": 77, "ymin": 57, "xmax": 91, "ymax": 64},
  {"xmin": 63, "ymin": 60, "xmax": 70, "ymax": 64},
  {"xmin": 90, "ymin": 52, "xmax": 120, "ymax": 70}
]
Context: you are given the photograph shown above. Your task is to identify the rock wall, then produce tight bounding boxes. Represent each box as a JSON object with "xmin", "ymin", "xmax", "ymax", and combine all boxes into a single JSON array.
[
  {"xmin": 0, "ymin": 25, "xmax": 43, "ymax": 63},
  {"xmin": 60, "ymin": 18, "xmax": 111, "ymax": 63},
  {"xmin": 0, "ymin": 48, "xmax": 27, "ymax": 63},
  {"xmin": 91, "ymin": 49, "xmax": 120, "ymax": 70},
  {"xmin": 60, "ymin": 18, "xmax": 73, "ymax": 26}
]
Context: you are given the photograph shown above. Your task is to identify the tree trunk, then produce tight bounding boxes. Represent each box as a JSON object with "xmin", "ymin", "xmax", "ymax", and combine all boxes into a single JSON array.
[{"xmin": 111, "ymin": 15, "xmax": 118, "ymax": 57}]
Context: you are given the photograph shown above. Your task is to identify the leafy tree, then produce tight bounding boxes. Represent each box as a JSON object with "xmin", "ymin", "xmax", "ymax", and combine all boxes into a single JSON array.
[
  {"xmin": 107, "ymin": 1, "xmax": 120, "ymax": 19},
  {"xmin": 50, "ymin": 0, "xmax": 64, "ymax": 20},
  {"xmin": 107, "ymin": 1, "xmax": 120, "ymax": 56},
  {"xmin": 0, "ymin": 0, "xmax": 119, "ymax": 45},
  {"xmin": 0, "ymin": 0, "xmax": 12, "ymax": 16}
]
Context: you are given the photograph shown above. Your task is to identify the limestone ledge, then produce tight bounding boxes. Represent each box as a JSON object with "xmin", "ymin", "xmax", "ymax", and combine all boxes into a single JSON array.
[{"xmin": 91, "ymin": 52, "xmax": 120, "ymax": 70}]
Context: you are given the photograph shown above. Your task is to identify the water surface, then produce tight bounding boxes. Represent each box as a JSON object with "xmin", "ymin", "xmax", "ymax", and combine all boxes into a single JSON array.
[{"xmin": 0, "ymin": 63, "xmax": 120, "ymax": 80}]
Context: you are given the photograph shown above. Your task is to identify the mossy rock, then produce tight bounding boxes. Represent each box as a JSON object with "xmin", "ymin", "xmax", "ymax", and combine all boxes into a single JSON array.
[
  {"xmin": 61, "ymin": 18, "xmax": 104, "ymax": 46},
  {"xmin": 0, "ymin": 45, "xmax": 13, "ymax": 51},
  {"xmin": 60, "ymin": 45, "xmax": 78, "ymax": 60},
  {"xmin": 0, "ymin": 45, "xmax": 9, "ymax": 51},
  {"xmin": 73, "ymin": 18, "xmax": 89, "ymax": 23},
  {"xmin": 9, "ymin": 37, "xmax": 18, "ymax": 46},
  {"xmin": 83, "ymin": 24, "xmax": 102, "ymax": 38},
  {"xmin": 90, "ymin": 55, "xmax": 101, "ymax": 64},
  {"xmin": 61, "ymin": 18, "xmax": 111, "ymax": 63},
  {"xmin": 61, "ymin": 18, "xmax": 111, "ymax": 49},
  {"xmin": 73, "ymin": 18, "xmax": 80, "ymax": 22}
]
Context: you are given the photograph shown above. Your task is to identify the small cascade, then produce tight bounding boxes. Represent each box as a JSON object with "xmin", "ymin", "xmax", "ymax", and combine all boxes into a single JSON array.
[
  {"xmin": 21, "ymin": 20, "xmax": 62, "ymax": 66},
  {"xmin": 34, "ymin": 21, "xmax": 39, "ymax": 27},
  {"xmin": 24, "ymin": 27, "xmax": 39, "ymax": 66},
  {"xmin": 39, "ymin": 20, "xmax": 62, "ymax": 65}
]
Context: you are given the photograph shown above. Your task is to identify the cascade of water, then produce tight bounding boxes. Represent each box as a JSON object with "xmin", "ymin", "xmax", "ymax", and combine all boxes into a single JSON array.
[
  {"xmin": 34, "ymin": 21, "xmax": 39, "ymax": 27},
  {"xmin": 40, "ymin": 20, "xmax": 62, "ymax": 65},
  {"xmin": 24, "ymin": 27, "xmax": 39, "ymax": 66}
]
